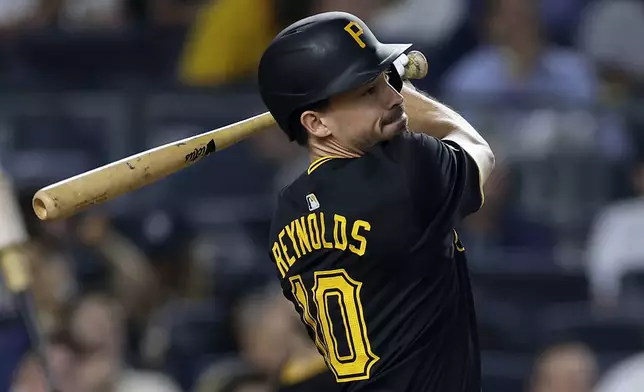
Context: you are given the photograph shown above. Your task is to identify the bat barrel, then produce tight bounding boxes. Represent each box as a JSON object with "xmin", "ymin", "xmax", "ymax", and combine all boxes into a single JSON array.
[
  {"xmin": 31, "ymin": 111, "xmax": 277, "ymax": 221},
  {"xmin": 30, "ymin": 153, "xmax": 155, "ymax": 221},
  {"xmin": 31, "ymin": 144, "xmax": 205, "ymax": 221}
]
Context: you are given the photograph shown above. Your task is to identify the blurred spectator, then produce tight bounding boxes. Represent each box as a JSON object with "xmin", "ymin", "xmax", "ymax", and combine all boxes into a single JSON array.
[
  {"xmin": 0, "ymin": 0, "xmax": 58, "ymax": 34},
  {"xmin": 0, "ymin": 0, "xmax": 129, "ymax": 32},
  {"xmin": 442, "ymin": 0, "xmax": 597, "ymax": 106},
  {"xmin": 73, "ymin": 213, "xmax": 160, "ymax": 318},
  {"xmin": 112, "ymin": 209, "xmax": 203, "ymax": 303},
  {"xmin": 538, "ymin": 0, "xmax": 589, "ymax": 45},
  {"xmin": 528, "ymin": 342, "xmax": 598, "ymax": 392},
  {"xmin": 0, "ymin": 0, "xmax": 40, "ymax": 32},
  {"xmin": 577, "ymin": 0, "xmax": 644, "ymax": 104},
  {"xmin": 11, "ymin": 328, "xmax": 83, "ymax": 392},
  {"xmin": 232, "ymin": 285, "xmax": 292, "ymax": 378},
  {"xmin": 178, "ymin": 0, "xmax": 276, "ymax": 86},
  {"xmin": 370, "ymin": 0, "xmax": 467, "ymax": 46},
  {"xmin": 594, "ymin": 352, "xmax": 644, "ymax": 392},
  {"xmin": 192, "ymin": 357, "xmax": 270, "ymax": 392},
  {"xmin": 225, "ymin": 283, "xmax": 336, "ymax": 392},
  {"xmin": 277, "ymin": 311, "xmax": 335, "ymax": 392},
  {"xmin": 459, "ymin": 157, "xmax": 556, "ymax": 265},
  {"xmin": 178, "ymin": 0, "xmax": 390, "ymax": 87},
  {"xmin": 28, "ymin": 243, "xmax": 78, "ymax": 332},
  {"xmin": 147, "ymin": 0, "xmax": 203, "ymax": 26},
  {"xmin": 58, "ymin": 0, "xmax": 126, "ymax": 30},
  {"xmin": 576, "ymin": 0, "xmax": 644, "ymax": 163},
  {"xmin": 68, "ymin": 293, "xmax": 181, "ymax": 392},
  {"xmin": 311, "ymin": 0, "xmax": 389, "ymax": 22},
  {"xmin": 188, "ymin": 285, "xmax": 292, "ymax": 392},
  {"xmin": 247, "ymin": 126, "xmax": 309, "ymax": 196},
  {"xmin": 585, "ymin": 155, "xmax": 644, "ymax": 310}
]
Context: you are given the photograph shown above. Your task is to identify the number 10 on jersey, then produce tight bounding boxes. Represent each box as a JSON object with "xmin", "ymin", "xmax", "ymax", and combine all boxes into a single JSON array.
[{"xmin": 289, "ymin": 269, "xmax": 380, "ymax": 382}]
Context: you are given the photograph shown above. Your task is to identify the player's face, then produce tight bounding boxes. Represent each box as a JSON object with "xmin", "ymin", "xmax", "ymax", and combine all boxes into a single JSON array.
[{"xmin": 325, "ymin": 72, "xmax": 408, "ymax": 150}]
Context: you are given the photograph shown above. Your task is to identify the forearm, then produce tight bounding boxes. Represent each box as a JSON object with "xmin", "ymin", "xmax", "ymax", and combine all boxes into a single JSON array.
[
  {"xmin": 402, "ymin": 83, "xmax": 495, "ymax": 183},
  {"xmin": 402, "ymin": 83, "xmax": 476, "ymax": 139}
]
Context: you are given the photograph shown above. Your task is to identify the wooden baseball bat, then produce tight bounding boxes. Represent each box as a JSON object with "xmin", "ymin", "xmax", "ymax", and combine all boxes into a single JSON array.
[{"xmin": 32, "ymin": 51, "xmax": 428, "ymax": 221}]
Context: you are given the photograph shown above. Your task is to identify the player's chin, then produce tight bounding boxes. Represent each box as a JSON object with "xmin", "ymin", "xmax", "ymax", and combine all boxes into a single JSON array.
[{"xmin": 382, "ymin": 114, "xmax": 409, "ymax": 137}]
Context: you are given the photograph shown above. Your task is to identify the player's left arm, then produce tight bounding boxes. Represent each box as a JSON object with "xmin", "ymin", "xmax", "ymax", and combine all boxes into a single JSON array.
[
  {"xmin": 384, "ymin": 84, "xmax": 495, "ymax": 230},
  {"xmin": 392, "ymin": 132, "xmax": 485, "ymax": 227},
  {"xmin": 401, "ymin": 82, "xmax": 495, "ymax": 189}
]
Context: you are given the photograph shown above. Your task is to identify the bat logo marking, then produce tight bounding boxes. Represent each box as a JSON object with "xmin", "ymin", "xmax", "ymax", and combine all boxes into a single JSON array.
[{"xmin": 185, "ymin": 139, "xmax": 216, "ymax": 163}]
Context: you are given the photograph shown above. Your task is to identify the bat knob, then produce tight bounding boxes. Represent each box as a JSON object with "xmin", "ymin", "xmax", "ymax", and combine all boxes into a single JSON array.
[
  {"xmin": 32, "ymin": 192, "xmax": 53, "ymax": 221},
  {"xmin": 403, "ymin": 50, "xmax": 428, "ymax": 80}
]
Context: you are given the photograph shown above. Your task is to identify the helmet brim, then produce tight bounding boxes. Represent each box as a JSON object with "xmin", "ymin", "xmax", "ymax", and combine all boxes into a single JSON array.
[
  {"xmin": 377, "ymin": 43, "xmax": 413, "ymax": 70},
  {"xmin": 322, "ymin": 42, "xmax": 413, "ymax": 99}
]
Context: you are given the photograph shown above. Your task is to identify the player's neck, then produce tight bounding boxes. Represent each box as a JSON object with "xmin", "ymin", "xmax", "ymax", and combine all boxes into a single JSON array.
[{"xmin": 308, "ymin": 138, "xmax": 363, "ymax": 161}]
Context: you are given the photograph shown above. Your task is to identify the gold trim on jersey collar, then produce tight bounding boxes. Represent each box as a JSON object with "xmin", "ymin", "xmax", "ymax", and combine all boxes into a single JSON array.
[{"xmin": 307, "ymin": 156, "xmax": 337, "ymax": 175}]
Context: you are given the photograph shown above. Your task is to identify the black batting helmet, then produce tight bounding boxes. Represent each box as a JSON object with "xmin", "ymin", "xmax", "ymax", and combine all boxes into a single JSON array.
[{"xmin": 257, "ymin": 12, "xmax": 412, "ymax": 142}]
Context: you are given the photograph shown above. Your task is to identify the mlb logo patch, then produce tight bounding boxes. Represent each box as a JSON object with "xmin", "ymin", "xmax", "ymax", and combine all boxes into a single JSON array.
[{"xmin": 306, "ymin": 193, "xmax": 320, "ymax": 211}]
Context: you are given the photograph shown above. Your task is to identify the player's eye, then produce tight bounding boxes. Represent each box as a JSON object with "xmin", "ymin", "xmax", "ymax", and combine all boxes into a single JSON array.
[{"xmin": 363, "ymin": 85, "xmax": 377, "ymax": 96}]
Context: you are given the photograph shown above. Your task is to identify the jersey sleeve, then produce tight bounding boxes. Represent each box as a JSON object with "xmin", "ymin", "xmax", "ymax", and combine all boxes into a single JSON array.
[{"xmin": 384, "ymin": 132, "xmax": 484, "ymax": 231}]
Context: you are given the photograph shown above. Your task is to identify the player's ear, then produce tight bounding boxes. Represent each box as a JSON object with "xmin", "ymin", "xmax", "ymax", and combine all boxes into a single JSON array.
[{"xmin": 300, "ymin": 110, "xmax": 331, "ymax": 138}]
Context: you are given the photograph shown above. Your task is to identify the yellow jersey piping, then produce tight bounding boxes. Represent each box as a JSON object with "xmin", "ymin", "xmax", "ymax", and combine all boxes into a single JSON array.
[{"xmin": 307, "ymin": 156, "xmax": 337, "ymax": 175}]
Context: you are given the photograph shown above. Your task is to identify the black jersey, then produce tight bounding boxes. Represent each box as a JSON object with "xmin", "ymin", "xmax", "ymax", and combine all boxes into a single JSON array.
[{"xmin": 268, "ymin": 131, "xmax": 483, "ymax": 392}]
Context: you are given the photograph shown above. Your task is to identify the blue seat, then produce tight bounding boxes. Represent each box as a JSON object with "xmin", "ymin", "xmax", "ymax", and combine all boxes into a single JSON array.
[
  {"xmin": 475, "ymin": 298, "xmax": 537, "ymax": 353},
  {"xmin": 621, "ymin": 269, "xmax": 644, "ymax": 307},
  {"xmin": 482, "ymin": 373, "xmax": 525, "ymax": 392},
  {"xmin": 471, "ymin": 269, "xmax": 589, "ymax": 306},
  {"xmin": 12, "ymin": 116, "xmax": 107, "ymax": 153},
  {"xmin": 4, "ymin": 150, "xmax": 96, "ymax": 187},
  {"xmin": 145, "ymin": 299, "xmax": 234, "ymax": 390},
  {"xmin": 12, "ymin": 29, "xmax": 175, "ymax": 88},
  {"xmin": 481, "ymin": 351, "xmax": 532, "ymax": 392},
  {"xmin": 0, "ymin": 316, "xmax": 30, "ymax": 392},
  {"xmin": 538, "ymin": 303, "xmax": 644, "ymax": 353}
]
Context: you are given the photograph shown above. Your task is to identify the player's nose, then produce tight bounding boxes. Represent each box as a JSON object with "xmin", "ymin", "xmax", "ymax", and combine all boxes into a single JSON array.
[{"xmin": 384, "ymin": 83, "xmax": 404, "ymax": 109}]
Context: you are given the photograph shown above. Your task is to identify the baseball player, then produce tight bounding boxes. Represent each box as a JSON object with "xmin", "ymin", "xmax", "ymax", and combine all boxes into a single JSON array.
[{"xmin": 259, "ymin": 12, "xmax": 495, "ymax": 392}]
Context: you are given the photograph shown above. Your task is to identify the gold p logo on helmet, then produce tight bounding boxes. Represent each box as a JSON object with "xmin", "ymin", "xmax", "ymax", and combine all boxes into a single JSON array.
[{"xmin": 344, "ymin": 21, "xmax": 366, "ymax": 48}]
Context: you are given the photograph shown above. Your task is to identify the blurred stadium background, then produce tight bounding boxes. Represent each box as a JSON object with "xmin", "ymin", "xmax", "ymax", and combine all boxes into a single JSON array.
[{"xmin": 1, "ymin": 0, "xmax": 644, "ymax": 391}]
